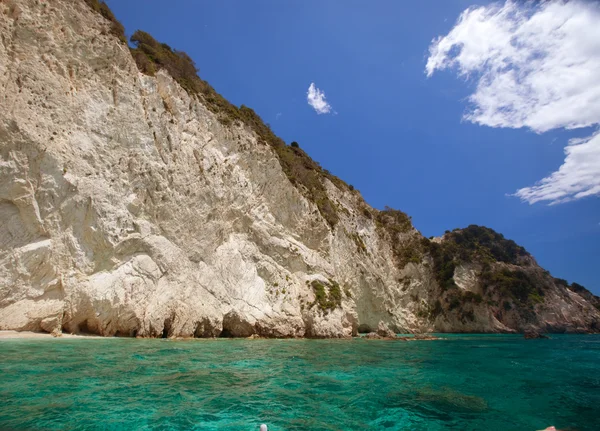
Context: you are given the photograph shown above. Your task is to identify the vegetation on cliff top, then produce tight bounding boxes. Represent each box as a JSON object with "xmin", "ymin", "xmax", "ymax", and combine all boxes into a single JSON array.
[
  {"xmin": 374, "ymin": 207, "xmax": 422, "ymax": 266},
  {"xmin": 444, "ymin": 225, "xmax": 529, "ymax": 265},
  {"xmin": 424, "ymin": 226, "xmax": 597, "ymax": 316},
  {"xmin": 422, "ymin": 225, "xmax": 531, "ymax": 292},
  {"xmin": 83, "ymin": 0, "xmax": 126, "ymax": 43}
]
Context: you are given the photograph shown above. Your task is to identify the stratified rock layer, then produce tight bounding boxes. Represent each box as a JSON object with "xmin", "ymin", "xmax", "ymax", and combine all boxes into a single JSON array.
[{"xmin": 0, "ymin": 0, "xmax": 598, "ymax": 337}]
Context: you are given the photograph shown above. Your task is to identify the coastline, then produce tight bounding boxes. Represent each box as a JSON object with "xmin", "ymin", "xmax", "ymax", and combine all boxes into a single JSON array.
[
  {"xmin": 0, "ymin": 330, "xmax": 102, "ymax": 340},
  {"xmin": 0, "ymin": 330, "xmax": 445, "ymax": 341},
  {"xmin": 7, "ymin": 330, "xmax": 594, "ymax": 340}
]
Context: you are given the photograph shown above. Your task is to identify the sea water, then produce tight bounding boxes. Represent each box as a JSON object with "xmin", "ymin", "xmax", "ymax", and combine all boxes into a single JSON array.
[{"xmin": 0, "ymin": 334, "xmax": 599, "ymax": 430}]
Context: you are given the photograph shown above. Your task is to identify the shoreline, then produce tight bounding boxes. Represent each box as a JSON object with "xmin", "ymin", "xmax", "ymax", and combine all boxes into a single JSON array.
[
  {"xmin": 0, "ymin": 330, "xmax": 441, "ymax": 340},
  {"xmin": 0, "ymin": 330, "xmax": 103, "ymax": 339},
  {"xmin": 0, "ymin": 330, "xmax": 445, "ymax": 340},
  {"xmin": 3, "ymin": 330, "xmax": 593, "ymax": 340}
]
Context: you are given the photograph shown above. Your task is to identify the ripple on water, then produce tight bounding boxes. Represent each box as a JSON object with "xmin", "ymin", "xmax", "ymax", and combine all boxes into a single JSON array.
[{"xmin": 0, "ymin": 335, "xmax": 599, "ymax": 430}]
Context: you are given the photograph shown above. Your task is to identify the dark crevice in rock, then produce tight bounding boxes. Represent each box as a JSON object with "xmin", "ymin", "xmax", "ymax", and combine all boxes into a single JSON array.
[
  {"xmin": 73, "ymin": 319, "xmax": 98, "ymax": 336},
  {"xmin": 161, "ymin": 317, "xmax": 173, "ymax": 338},
  {"xmin": 357, "ymin": 324, "xmax": 373, "ymax": 334},
  {"xmin": 218, "ymin": 328, "xmax": 232, "ymax": 338}
]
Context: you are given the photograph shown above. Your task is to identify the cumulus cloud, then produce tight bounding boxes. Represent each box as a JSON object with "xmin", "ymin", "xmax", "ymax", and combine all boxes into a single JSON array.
[
  {"xmin": 307, "ymin": 83, "xmax": 332, "ymax": 114},
  {"xmin": 426, "ymin": 0, "xmax": 600, "ymax": 204}
]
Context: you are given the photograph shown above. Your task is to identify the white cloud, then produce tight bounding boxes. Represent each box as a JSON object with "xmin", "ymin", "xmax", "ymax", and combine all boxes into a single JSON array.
[
  {"xmin": 307, "ymin": 82, "xmax": 332, "ymax": 114},
  {"xmin": 426, "ymin": 0, "xmax": 600, "ymax": 204},
  {"xmin": 514, "ymin": 132, "xmax": 600, "ymax": 204}
]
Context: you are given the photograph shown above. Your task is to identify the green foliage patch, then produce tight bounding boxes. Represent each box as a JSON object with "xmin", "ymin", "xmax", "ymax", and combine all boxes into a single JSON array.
[
  {"xmin": 424, "ymin": 239, "xmax": 457, "ymax": 291},
  {"xmin": 375, "ymin": 207, "xmax": 424, "ymax": 267},
  {"xmin": 311, "ymin": 280, "xmax": 342, "ymax": 312},
  {"xmin": 83, "ymin": 0, "xmax": 126, "ymax": 43},
  {"xmin": 422, "ymin": 225, "xmax": 531, "ymax": 292},
  {"xmin": 480, "ymin": 268, "xmax": 543, "ymax": 305},
  {"xmin": 376, "ymin": 207, "xmax": 413, "ymax": 234},
  {"xmin": 445, "ymin": 225, "xmax": 529, "ymax": 265}
]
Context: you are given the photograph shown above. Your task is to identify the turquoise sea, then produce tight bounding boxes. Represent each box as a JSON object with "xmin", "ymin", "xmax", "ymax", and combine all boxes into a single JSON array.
[{"xmin": 1, "ymin": 334, "xmax": 599, "ymax": 431}]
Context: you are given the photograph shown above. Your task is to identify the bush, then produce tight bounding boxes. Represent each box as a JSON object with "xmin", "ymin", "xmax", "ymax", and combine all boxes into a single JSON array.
[
  {"xmin": 570, "ymin": 282, "xmax": 588, "ymax": 294},
  {"xmin": 528, "ymin": 292, "xmax": 544, "ymax": 304},
  {"xmin": 463, "ymin": 291, "xmax": 483, "ymax": 304},
  {"xmin": 376, "ymin": 207, "xmax": 412, "ymax": 234},
  {"xmin": 423, "ymin": 240, "xmax": 457, "ymax": 291},
  {"xmin": 446, "ymin": 225, "xmax": 529, "ymax": 265},
  {"xmin": 290, "ymin": 141, "xmax": 299, "ymax": 148},
  {"xmin": 445, "ymin": 290, "xmax": 482, "ymax": 317},
  {"xmin": 554, "ymin": 278, "xmax": 569, "ymax": 287},
  {"xmin": 312, "ymin": 281, "xmax": 327, "ymax": 307},
  {"xmin": 83, "ymin": 0, "xmax": 126, "ymax": 43},
  {"xmin": 329, "ymin": 280, "xmax": 342, "ymax": 303},
  {"xmin": 311, "ymin": 280, "xmax": 343, "ymax": 311},
  {"xmin": 448, "ymin": 296, "xmax": 461, "ymax": 310},
  {"xmin": 375, "ymin": 207, "xmax": 424, "ymax": 268},
  {"xmin": 130, "ymin": 31, "xmax": 204, "ymax": 94},
  {"xmin": 421, "ymin": 225, "xmax": 532, "ymax": 293},
  {"xmin": 480, "ymin": 268, "xmax": 542, "ymax": 304}
]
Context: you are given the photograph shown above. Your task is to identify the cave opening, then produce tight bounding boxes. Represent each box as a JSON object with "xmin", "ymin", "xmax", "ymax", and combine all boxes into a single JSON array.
[
  {"xmin": 357, "ymin": 324, "xmax": 373, "ymax": 334},
  {"xmin": 219, "ymin": 328, "xmax": 233, "ymax": 338}
]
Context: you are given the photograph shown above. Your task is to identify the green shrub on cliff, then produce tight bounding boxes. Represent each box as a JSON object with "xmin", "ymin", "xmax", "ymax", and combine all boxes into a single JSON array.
[
  {"xmin": 421, "ymin": 225, "xmax": 531, "ymax": 292},
  {"xmin": 83, "ymin": 0, "xmax": 126, "ymax": 43},
  {"xmin": 311, "ymin": 280, "xmax": 343, "ymax": 311},
  {"xmin": 130, "ymin": 30, "xmax": 205, "ymax": 94},
  {"xmin": 376, "ymin": 207, "xmax": 413, "ymax": 234},
  {"xmin": 375, "ymin": 207, "xmax": 426, "ymax": 268},
  {"xmin": 423, "ymin": 240, "xmax": 457, "ymax": 291},
  {"xmin": 445, "ymin": 225, "xmax": 529, "ymax": 265},
  {"xmin": 480, "ymin": 268, "xmax": 543, "ymax": 304}
]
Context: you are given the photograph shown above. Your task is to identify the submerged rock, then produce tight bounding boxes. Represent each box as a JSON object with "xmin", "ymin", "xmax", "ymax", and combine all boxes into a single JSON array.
[{"xmin": 524, "ymin": 331, "xmax": 550, "ymax": 339}]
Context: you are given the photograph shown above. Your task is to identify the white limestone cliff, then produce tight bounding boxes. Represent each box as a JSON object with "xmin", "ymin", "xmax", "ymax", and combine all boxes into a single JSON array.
[{"xmin": 0, "ymin": 0, "xmax": 598, "ymax": 337}]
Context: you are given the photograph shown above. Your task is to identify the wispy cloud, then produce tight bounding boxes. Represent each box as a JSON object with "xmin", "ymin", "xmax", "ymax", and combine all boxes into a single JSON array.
[
  {"xmin": 275, "ymin": 112, "xmax": 282, "ymax": 120},
  {"xmin": 307, "ymin": 82, "xmax": 332, "ymax": 114},
  {"xmin": 515, "ymin": 132, "xmax": 600, "ymax": 205},
  {"xmin": 426, "ymin": 0, "xmax": 600, "ymax": 204}
]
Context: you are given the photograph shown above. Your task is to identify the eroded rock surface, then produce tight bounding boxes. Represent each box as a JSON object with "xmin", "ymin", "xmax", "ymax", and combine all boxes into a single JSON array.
[{"xmin": 0, "ymin": 0, "xmax": 598, "ymax": 337}]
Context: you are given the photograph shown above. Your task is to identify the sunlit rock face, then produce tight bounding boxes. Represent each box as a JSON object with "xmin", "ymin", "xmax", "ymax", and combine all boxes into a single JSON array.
[{"xmin": 0, "ymin": 0, "xmax": 598, "ymax": 337}]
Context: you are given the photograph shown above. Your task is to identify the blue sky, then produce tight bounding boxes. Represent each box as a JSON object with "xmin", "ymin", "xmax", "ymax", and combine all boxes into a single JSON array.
[{"xmin": 106, "ymin": 0, "xmax": 600, "ymax": 294}]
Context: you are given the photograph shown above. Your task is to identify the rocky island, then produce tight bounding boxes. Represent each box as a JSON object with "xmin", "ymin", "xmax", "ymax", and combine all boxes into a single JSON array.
[{"xmin": 1, "ymin": 0, "xmax": 598, "ymax": 338}]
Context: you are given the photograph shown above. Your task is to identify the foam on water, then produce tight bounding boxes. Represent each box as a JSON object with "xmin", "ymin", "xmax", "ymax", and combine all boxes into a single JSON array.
[{"xmin": 1, "ymin": 334, "xmax": 599, "ymax": 430}]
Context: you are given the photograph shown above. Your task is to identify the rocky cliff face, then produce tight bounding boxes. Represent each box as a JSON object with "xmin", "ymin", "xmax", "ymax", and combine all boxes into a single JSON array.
[{"xmin": 0, "ymin": 0, "xmax": 598, "ymax": 337}]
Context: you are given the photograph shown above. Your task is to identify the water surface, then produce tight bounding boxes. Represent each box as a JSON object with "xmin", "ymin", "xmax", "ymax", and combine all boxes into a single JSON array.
[{"xmin": 1, "ymin": 334, "xmax": 599, "ymax": 430}]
